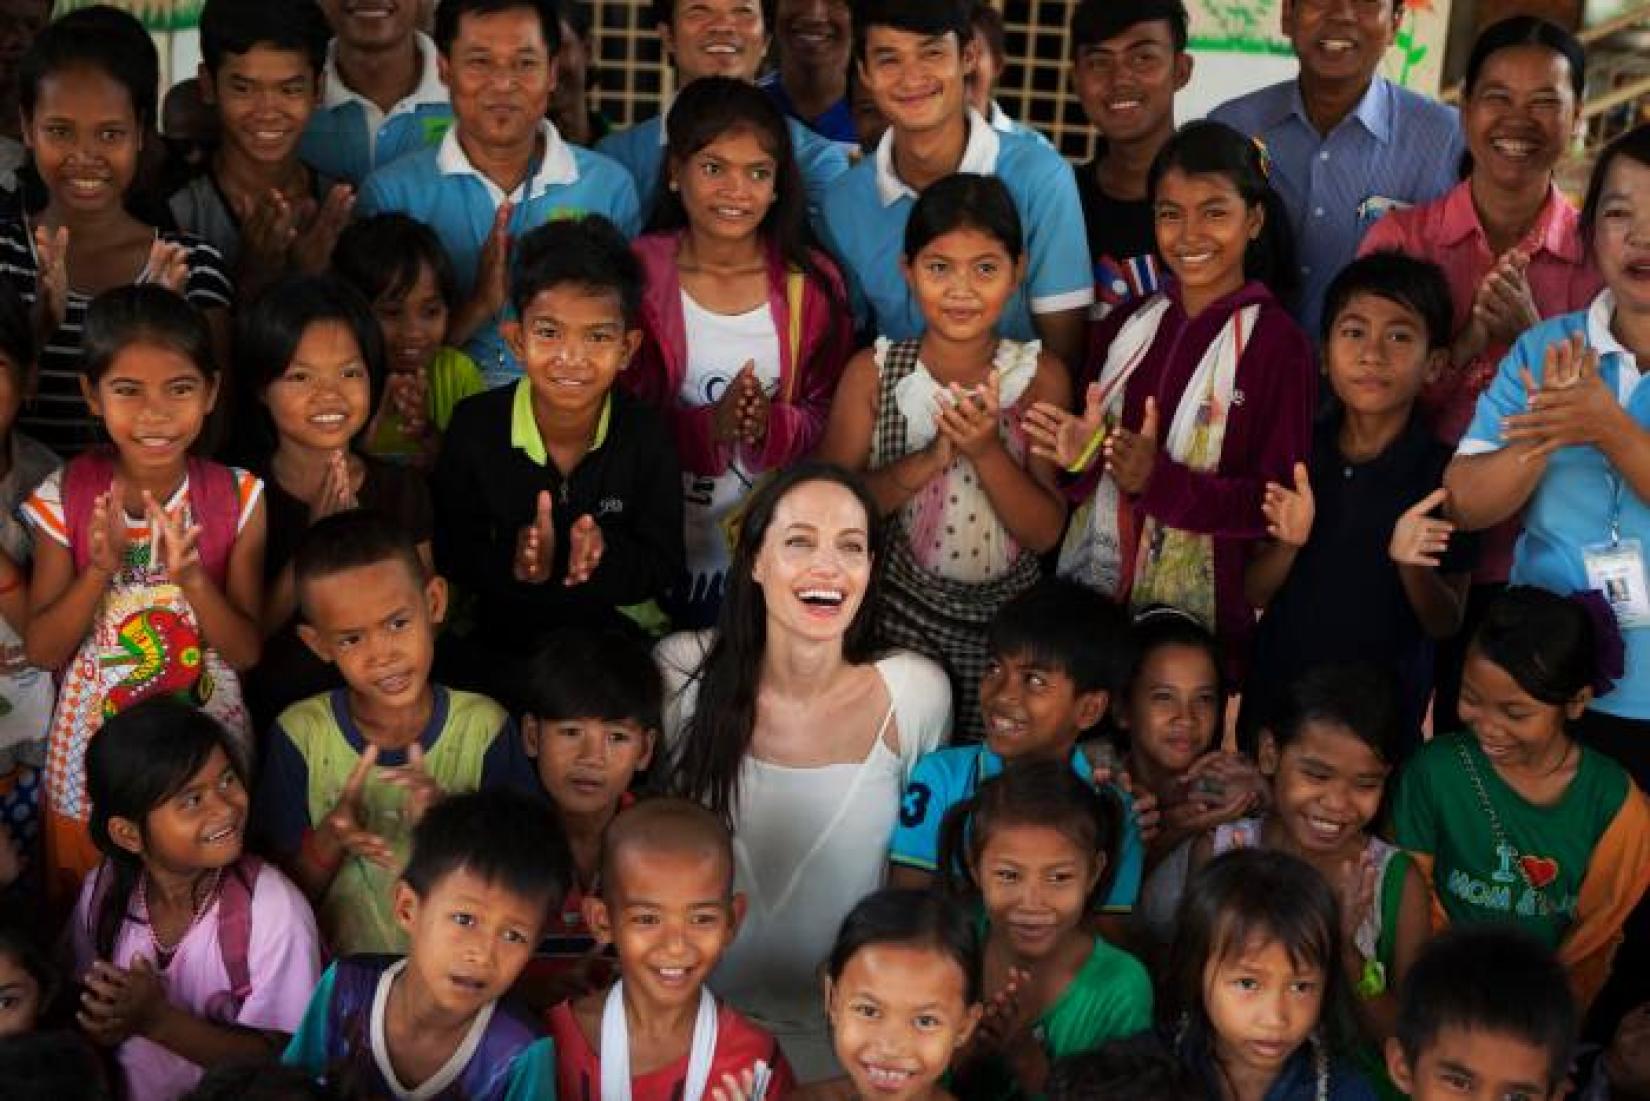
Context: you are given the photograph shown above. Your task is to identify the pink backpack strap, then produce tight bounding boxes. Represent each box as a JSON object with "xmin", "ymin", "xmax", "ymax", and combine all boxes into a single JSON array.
[
  {"xmin": 183, "ymin": 457, "xmax": 238, "ymax": 588},
  {"xmin": 60, "ymin": 452, "xmax": 238, "ymax": 587},
  {"xmin": 62, "ymin": 449, "xmax": 118, "ymax": 575},
  {"xmin": 217, "ymin": 854, "xmax": 262, "ymax": 1009}
]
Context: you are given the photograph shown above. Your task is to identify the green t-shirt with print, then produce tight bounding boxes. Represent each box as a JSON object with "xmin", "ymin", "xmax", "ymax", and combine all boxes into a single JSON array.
[{"xmin": 1391, "ymin": 730, "xmax": 1629, "ymax": 947}]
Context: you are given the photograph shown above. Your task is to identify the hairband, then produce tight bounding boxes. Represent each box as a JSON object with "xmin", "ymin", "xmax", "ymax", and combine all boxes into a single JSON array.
[
  {"xmin": 1251, "ymin": 136, "xmax": 1274, "ymax": 182},
  {"xmin": 1131, "ymin": 603, "xmax": 1208, "ymax": 630},
  {"xmin": 1570, "ymin": 589, "xmax": 1626, "ymax": 698}
]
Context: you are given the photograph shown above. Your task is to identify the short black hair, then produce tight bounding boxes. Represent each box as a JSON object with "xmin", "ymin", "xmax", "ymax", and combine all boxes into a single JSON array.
[
  {"xmin": 1269, "ymin": 662, "xmax": 1403, "ymax": 765},
  {"xmin": 292, "ymin": 509, "xmax": 427, "ymax": 620},
  {"xmin": 20, "ymin": 9, "xmax": 159, "ymax": 130},
  {"xmin": 969, "ymin": 1, "xmax": 1005, "ymax": 65},
  {"xmin": 826, "ymin": 888, "xmax": 983, "ymax": 1005},
  {"xmin": 903, "ymin": 172, "xmax": 1023, "ymax": 261},
  {"xmin": 1472, "ymin": 586, "xmax": 1601, "ymax": 706},
  {"xmin": 1320, "ymin": 251, "xmax": 1454, "ymax": 349},
  {"xmin": 989, "ymin": 578, "xmax": 1131, "ymax": 696},
  {"xmin": 435, "ymin": 0, "xmax": 563, "ymax": 56},
  {"xmin": 237, "ymin": 274, "xmax": 388, "ymax": 455},
  {"xmin": 401, "ymin": 788, "xmax": 571, "ymax": 910},
  {"xmin": 1396, "ymin": 926, "xmax": 1577, "ymax": 1090},
  {"xmin": 199, "ymin": 0, "xmax": 330, "ymax": 77},
  {"xmin": 1581, "ymin": 123, "xmax": 1650, "ymax": 246},
  {"xmin": 0, "ymin": 279, "xmax": 35, "ymax": 387},
  {"xmin": 517, "ymin": 627, "xmax": 664, "ymax": 733},
  {"xmin": 653, "ymin": 0, "xmax": 774, "ymax": 31},
  {"xmin": 1047, "ymin": 1034, "xmax": 1200, "ymax": 1101},
  {"xmin": 83, "ymin": 285, "xmax": 218, "ymax": 385},
  {"xmin": 1464, "ymin": 16, "xmax": 1585, "ymax": 101},
  {"xmin": 510, "ymin": 214, "xmax": 644, "ymax": 325},
  {"xmin": 853, "ymin": 0, "xmax": 973, "ymax": 64},
  {"xmin": 0, "ymin": 1031, "xmax": 110, "ymax": 1101},
  {"xmin": 1070, "ymin": 0, "xmax": 1189, "ymax": 55},
  {"xmin": 182, "ymin": 1064, "xmax": 341, "ymax": 1101},
  {"xmin": 333, "ymin": 213, "xmax": 461, "ymax": 313}
]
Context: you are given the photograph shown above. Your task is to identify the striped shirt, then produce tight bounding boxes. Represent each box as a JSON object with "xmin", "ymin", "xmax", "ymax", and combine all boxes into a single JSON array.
[
  {"xmin": 0, "ymin": 220, "xmax": 233, "ymax": 457},
  {"xmin": 1209, "ymin": 75, "xmax": 1462, "ymax": 339}
]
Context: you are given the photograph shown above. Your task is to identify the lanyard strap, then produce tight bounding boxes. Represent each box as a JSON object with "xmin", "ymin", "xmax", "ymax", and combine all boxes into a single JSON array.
[{"xmin": 599, "ymin": 981, "xmax": 720, "ymax": 1101}]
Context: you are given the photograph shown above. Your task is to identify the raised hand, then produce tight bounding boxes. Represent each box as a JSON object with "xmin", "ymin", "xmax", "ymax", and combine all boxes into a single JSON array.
[
  {"xmin": 389, "ymin": 369, "xmax": 431, "ymax": 439},
  {"xmin": 1503, "ymin": 333, "xmax": 1620, "ymax": 461},
  {"xmin": 1262, "ymin": 462, "xmax": 1315, "ymax": 547},
  {"xmin": 514, "ymin": 490, "xmax": 556, "ymax": 584},
  {"xmin": 290, "ymin": 183, "xmax": 356, "ymax": 274},
  {"xmin": 1389, "ymin": 487, "xmax": 1454, "ymax": 568},
  {"xmin": 964, "ymin": 966, "xmax": 1030, "ymax": 1059},
  {"xmin": 87, "ymin": 485, "xmax": 129, "ymax": 577},
  {"xmin": 738, "ymin": 368, "xmax": 772, "ymax": 446},
  {"xmin": 145, "ymin": 492, "xmax": 204, "ymax": 586},
  {"xmin": 935, "ymin": 372, "xmax": 1003, "ymax": 460},
  {"xmin": 564, "ymin": 513, "xmax": 603, "ymax": 587},
  {"xmin": 378, "ymin": 743, "xmax": 442, "ymax": 827},
  {"xmin": 472, "ymin": 201, "xmax": 514, "ymax": 320},
  {"xmin": 237, "ymin": 189, "xmax": 300, "ymax": 270},
  {"xmin": 1023, "ymin": 380, "xmax": 1105, "ymax": 471},
  {"xmin": 1475, "ymin": 250, "xmax": 1540, "ymax": 348},
  {"xmin": 32, "ymin": 223, "xmax": 69, "ymax": 332},
  {"xmin": 140, "ymin": 239, "xmax": 191, "ymax": 294},
  {"xmin": 713, "ymin": 363, "xmax": 755, "ymax": 443},
  {"xmin": 309, "ymin": 450, "xmax": 358, "ymax": 522},
  {"xmin": 320, "ymin": 744, "xmax": 396, "ymax": 868},
  {"xmin": 78, "ymin": 957, "xmax": 166, "ymax": 1046},
  {"xmin": 1104, "ymin": 396, "xmax": 1159, "ymax": 495},
  {"xmin": 1338, "ymin": 848, "xmax": 1379, "ymax": 947}
]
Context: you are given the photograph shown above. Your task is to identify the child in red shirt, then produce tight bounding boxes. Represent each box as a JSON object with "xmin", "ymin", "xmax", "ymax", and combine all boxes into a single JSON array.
[{"xmin": 547, "ymin": 798, "xmax": 796, "ymax": 1101}]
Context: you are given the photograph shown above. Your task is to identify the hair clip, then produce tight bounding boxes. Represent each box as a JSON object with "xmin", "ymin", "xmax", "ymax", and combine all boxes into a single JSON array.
[{"xmin": 1251, "ymin": 136, "xmax": 1274, "ymax": 182}]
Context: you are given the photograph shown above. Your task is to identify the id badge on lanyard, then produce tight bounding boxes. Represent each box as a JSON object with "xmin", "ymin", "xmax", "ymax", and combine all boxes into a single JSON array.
[{"xmin": 1583, "ymin": 475, "xmax": 1650, "ymax": 629}]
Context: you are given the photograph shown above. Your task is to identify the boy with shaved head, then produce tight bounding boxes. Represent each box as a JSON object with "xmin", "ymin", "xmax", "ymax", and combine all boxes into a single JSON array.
[{"xmin": 545, "ymin": 799, "xmax": 798, "ymax": 1100}]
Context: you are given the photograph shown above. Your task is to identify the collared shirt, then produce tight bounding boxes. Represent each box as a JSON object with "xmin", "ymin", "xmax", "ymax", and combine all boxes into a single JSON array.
[
  {"xmin": 1460, "ymin": 290, "xmax": 1650, "ymax": 721},
  {"xmin": 359, "ymin": 119, "xmax": 641, "ymax": 387},
  {"xmin": 508, "ymin": 377, "xmax": 612, "ymax": 465},
  {"xmin": 758, "ymin": 70, "xmax": 859, "ymax": 150},
  {"xmin": 1210, "ymin": 75, "xmax": 1462, "ymax": 337},
  {"xmin": 819, "ymin": 109, "xmax": 1094, "ymax": 340},
  {"xmin": 594, "ymin": 100, "xmax": 849, "ymax": 224},
  {"xmin": 987, "ymin": 98, "xmax": 1053, "ymax": 148},
  {"xmin": 299, "ymin": 31, "xmax": 454, "ymax": 185}
]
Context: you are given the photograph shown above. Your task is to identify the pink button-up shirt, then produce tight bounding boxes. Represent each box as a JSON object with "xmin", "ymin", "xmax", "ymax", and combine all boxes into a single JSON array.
[{"xmin": 1359, "ymin": 179, "xmax": 1601, "ymax": 581}]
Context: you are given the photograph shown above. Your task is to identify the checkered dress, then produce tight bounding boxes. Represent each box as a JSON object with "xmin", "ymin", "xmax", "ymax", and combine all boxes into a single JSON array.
[{"xmin": 870, "ymin": 339, "xmax": 1040, "ymax": 742}]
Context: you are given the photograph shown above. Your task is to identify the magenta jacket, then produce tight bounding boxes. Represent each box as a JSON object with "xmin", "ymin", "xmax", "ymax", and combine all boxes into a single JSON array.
[
  {"xmin": 626, "ymin": 230, "xmax": 853, "ymax": 477},
  {"xmin": 1076, "ymin": 280, "xmax": 1316, "ymax": 681}
]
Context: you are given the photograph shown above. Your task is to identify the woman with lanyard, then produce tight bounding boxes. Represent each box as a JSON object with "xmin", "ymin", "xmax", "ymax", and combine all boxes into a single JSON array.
[
  {"xmin": 1359, "ymin": 16, "xmax": 1600, "ymax": 729},
  {"xmin": 657, "ymin": 463, "xmax": 951, "ymax": 1082},
  {"xmin": 1446, "ymin": 123, "xmax": 1650, "ymax": 1035}
]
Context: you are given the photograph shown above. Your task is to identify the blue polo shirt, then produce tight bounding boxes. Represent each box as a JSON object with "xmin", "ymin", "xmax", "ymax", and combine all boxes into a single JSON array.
[
  {"xmin": 359, "ymin": 120, "xmax": 641, "ymax": 387},
  {"xmin": 595, "ymin": 105, "xmax": 850, "ymax": 225},
  {"xmin": 759, "ymin": 71, "xmax": 859, "ymax": 151},
  {"xmin": 299, "ymin": 32, "xmax": 454, "ymax": 186},
  {"xmin": 818, "ymin": 110, "xmax": 1094, "ymax": 342},
  {"xmin": 890, "ymin": 743, "xmax": 1145, "ymax": 913},
  {"xmin": 1459, "ymin": 290, "xmax": 1650, "ymax": 722},
  {"xmin": 1209, "ymin": 75, "xmax": 1461, "ymax": 339}
]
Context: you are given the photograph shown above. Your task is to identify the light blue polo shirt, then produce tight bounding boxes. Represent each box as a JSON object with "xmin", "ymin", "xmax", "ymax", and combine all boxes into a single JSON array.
[
  {"xmin": 595, "ymin": 106, "xmax": 850, "ymax": 225},
  {"xmin": 890, "ymin": 743, "xmax": 1145, "ymax": 914},
  {"xmin": 1459, "ymin": 290, "xmax": 1650, "ymax": 721},
  {"xmin": 299, "ymin": 32, "xmax": 454, "ymax": 186},
  {"xmin": 818, "ymin": 110, "xmax": 1094, "ymax": 342},
  {"xmin": 1209, "ymin": 75, "xmax": 1461, "ymax": 339},
  {"xmin": 359, "ymin": 119, "xmax": 641, "ymax": 387}
]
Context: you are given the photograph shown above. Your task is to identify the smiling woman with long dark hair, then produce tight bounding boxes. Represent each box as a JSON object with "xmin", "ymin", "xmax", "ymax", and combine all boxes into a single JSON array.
[{"xmin": 658, "ymin": 462, "xmax": 952, "ymax": 1081}]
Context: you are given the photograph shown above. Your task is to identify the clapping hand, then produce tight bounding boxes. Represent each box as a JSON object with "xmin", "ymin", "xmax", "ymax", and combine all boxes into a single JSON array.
[
  {"xmin": 1023, "ymin": 380, "xmax": 1105, "ymax": 471},
  {"xmin": 1262, "ymin": 462, "xmax": 1314, "ymax": 548},
  {"xmin": 1104, "ymin": 396, "xmax": 1159, "ymax": 495}
]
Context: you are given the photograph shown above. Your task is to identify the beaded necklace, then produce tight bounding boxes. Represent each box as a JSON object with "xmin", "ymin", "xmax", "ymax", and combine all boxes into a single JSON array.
[{"xmin": 140, "ymin": 867, "xmax": 224, "ymax": 962}]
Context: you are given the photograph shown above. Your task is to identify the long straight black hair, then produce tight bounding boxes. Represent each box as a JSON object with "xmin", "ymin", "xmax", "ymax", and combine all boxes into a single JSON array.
[
  {"xmin": 1149, "ymin": 120, "xmax": 1299, "ymax": 307},
  {"xmin": 85, "ymin": 700, "xmax": 243, "ymax": 961},
  {"xmin": 669, "ymin": 463, "xmax": 885, "ymax": 822}
]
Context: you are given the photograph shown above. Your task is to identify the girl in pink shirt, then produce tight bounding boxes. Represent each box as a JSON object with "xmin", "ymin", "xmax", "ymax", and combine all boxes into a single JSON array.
[{"xmin": 68, "ymin": 700, "xmax": 320, "ymax": 1101}]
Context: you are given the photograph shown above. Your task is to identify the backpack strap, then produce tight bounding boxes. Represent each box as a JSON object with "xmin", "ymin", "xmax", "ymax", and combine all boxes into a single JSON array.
[
  {"xmin": 183, "ymin": 457, "xmax": 238, "ymax": 588},
  {"xmin": 216, "ymin": 854, "xmax": 262, "ymax": 1010},
  {"xmin": 60, "ymin": 451, "xmax": 238, "ymax": 587},
  {"xmin": 62, "ymin": 449, "xmax": 118, "ymax": 575}
]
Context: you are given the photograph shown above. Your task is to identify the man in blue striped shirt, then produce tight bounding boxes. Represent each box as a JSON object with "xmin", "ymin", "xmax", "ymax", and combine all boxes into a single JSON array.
[{"xmin": 1209, "ymin": 0, "xmax": 1461, "ymax": 338}]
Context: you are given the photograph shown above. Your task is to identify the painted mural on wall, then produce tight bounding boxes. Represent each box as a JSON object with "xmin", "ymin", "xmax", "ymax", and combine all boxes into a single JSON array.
[{"xmin": 1183, "ymin": 0, "xmax": 1453, "ymax": 117}]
